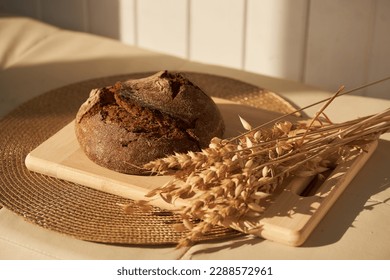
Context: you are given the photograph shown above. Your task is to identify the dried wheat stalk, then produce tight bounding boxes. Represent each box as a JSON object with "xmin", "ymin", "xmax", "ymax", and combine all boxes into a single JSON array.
[{"xmin": 124, "ymin": 81, "xmax": 390, "ymax": 247}]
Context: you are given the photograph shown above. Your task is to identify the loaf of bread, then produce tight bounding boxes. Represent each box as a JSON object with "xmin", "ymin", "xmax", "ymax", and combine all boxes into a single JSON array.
[{"xmin": 75, "ymin": 71, "xmax": 225, "ymax": 175}]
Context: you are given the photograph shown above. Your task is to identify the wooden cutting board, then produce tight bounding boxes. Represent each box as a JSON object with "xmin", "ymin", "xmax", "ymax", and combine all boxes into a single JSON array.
[{"xmin": 25, "ymin": 97, "xmax": 377, "ymax": 246}]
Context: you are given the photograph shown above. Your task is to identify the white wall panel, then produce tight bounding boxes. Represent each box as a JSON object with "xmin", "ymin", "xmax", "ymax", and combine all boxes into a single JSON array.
[
  {"xmin": 366, "ymin": 0, "xmax": 390, "ymax": 99},
  {"xmin": 0, "ymin": 0, "xmax": 389, "ymax": 99},
  {"xmin": 40, "ymin": 0, "xmax": 88, "ymax": 32},
  {"xmin": 190, "ymin": 0, "xmax": 245, "ymax": 69},
  {"xmin": 304, "ymin": 0, "xmax": 376, "ymax": 95},
  {"xmin": 87, "ymin": 0, "xmax": 120, "ymax": 39},
  {"xmin": 136, "ymin": 0, "xmax": 188, "ymax": 58},
  {"xmin": 118, "ymin": 0, "xmax": 136, "ymax": 46},
  {"xmin": 0, "ymin": 0, "xmax": 40, "ymax": 18},
  {"xmin": 245, "ymin": 0, "xmax": 309, "ymax": 81}
]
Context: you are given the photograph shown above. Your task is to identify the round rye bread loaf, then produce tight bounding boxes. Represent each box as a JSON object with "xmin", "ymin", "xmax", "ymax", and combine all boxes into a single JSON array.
[{"xmin": 75, "ymin": 71, "xmax": 225, "ymax": 175}]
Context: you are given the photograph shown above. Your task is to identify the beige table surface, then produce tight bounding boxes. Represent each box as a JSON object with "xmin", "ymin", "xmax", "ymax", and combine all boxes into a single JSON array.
[{"xmin": 1, "ymin": 14, "xmax": 389, "ymax": 260}]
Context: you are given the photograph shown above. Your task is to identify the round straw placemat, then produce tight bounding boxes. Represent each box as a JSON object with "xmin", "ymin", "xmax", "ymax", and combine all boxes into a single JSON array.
[{"xmin": 0, "ymin": 72, "xmax": 299, "ymax": 245}]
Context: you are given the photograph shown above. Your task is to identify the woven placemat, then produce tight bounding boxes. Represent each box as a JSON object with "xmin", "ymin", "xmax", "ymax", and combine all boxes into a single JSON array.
[{"xmin": 0, "ymin": 72, "xmax": 299, "ymax": 245}]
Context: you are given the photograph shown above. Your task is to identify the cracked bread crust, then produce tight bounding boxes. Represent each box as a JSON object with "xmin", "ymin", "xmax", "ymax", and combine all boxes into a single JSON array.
[{"xmin": 75, "ymin": 71, "xmax": 225, "ymax": 175}]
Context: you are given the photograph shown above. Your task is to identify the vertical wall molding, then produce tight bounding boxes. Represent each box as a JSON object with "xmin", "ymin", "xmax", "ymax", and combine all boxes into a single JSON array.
[
  {"xmin": 241, "ymin": 0, "xmax": 248, "ymax": 70},
  {"xmin": 133, "ymin": 0, "xmax": 138, "ymax": 46},
  {"xmin": 185, "ymin": 0, "xmax": 191, "ymax": 59},
  {"xmin": 363, "ymin": 0, "xmax": 378, "ymax": 96},
  {"xmin": 300, "ymin": 0, "xmax": 311, "ymax": 83},
  {"xmin": 365, "ymin": 0, "xmax": 390, "ymax": 99},
  {"xmin": 82, "ymin": 0, "xmax": 89, "ymax": 33}
]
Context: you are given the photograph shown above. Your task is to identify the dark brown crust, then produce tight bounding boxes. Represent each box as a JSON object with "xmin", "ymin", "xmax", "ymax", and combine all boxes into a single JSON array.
[{"xmin": 75, "ymin": 70, "xmax": 225, "ymax": 175}]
